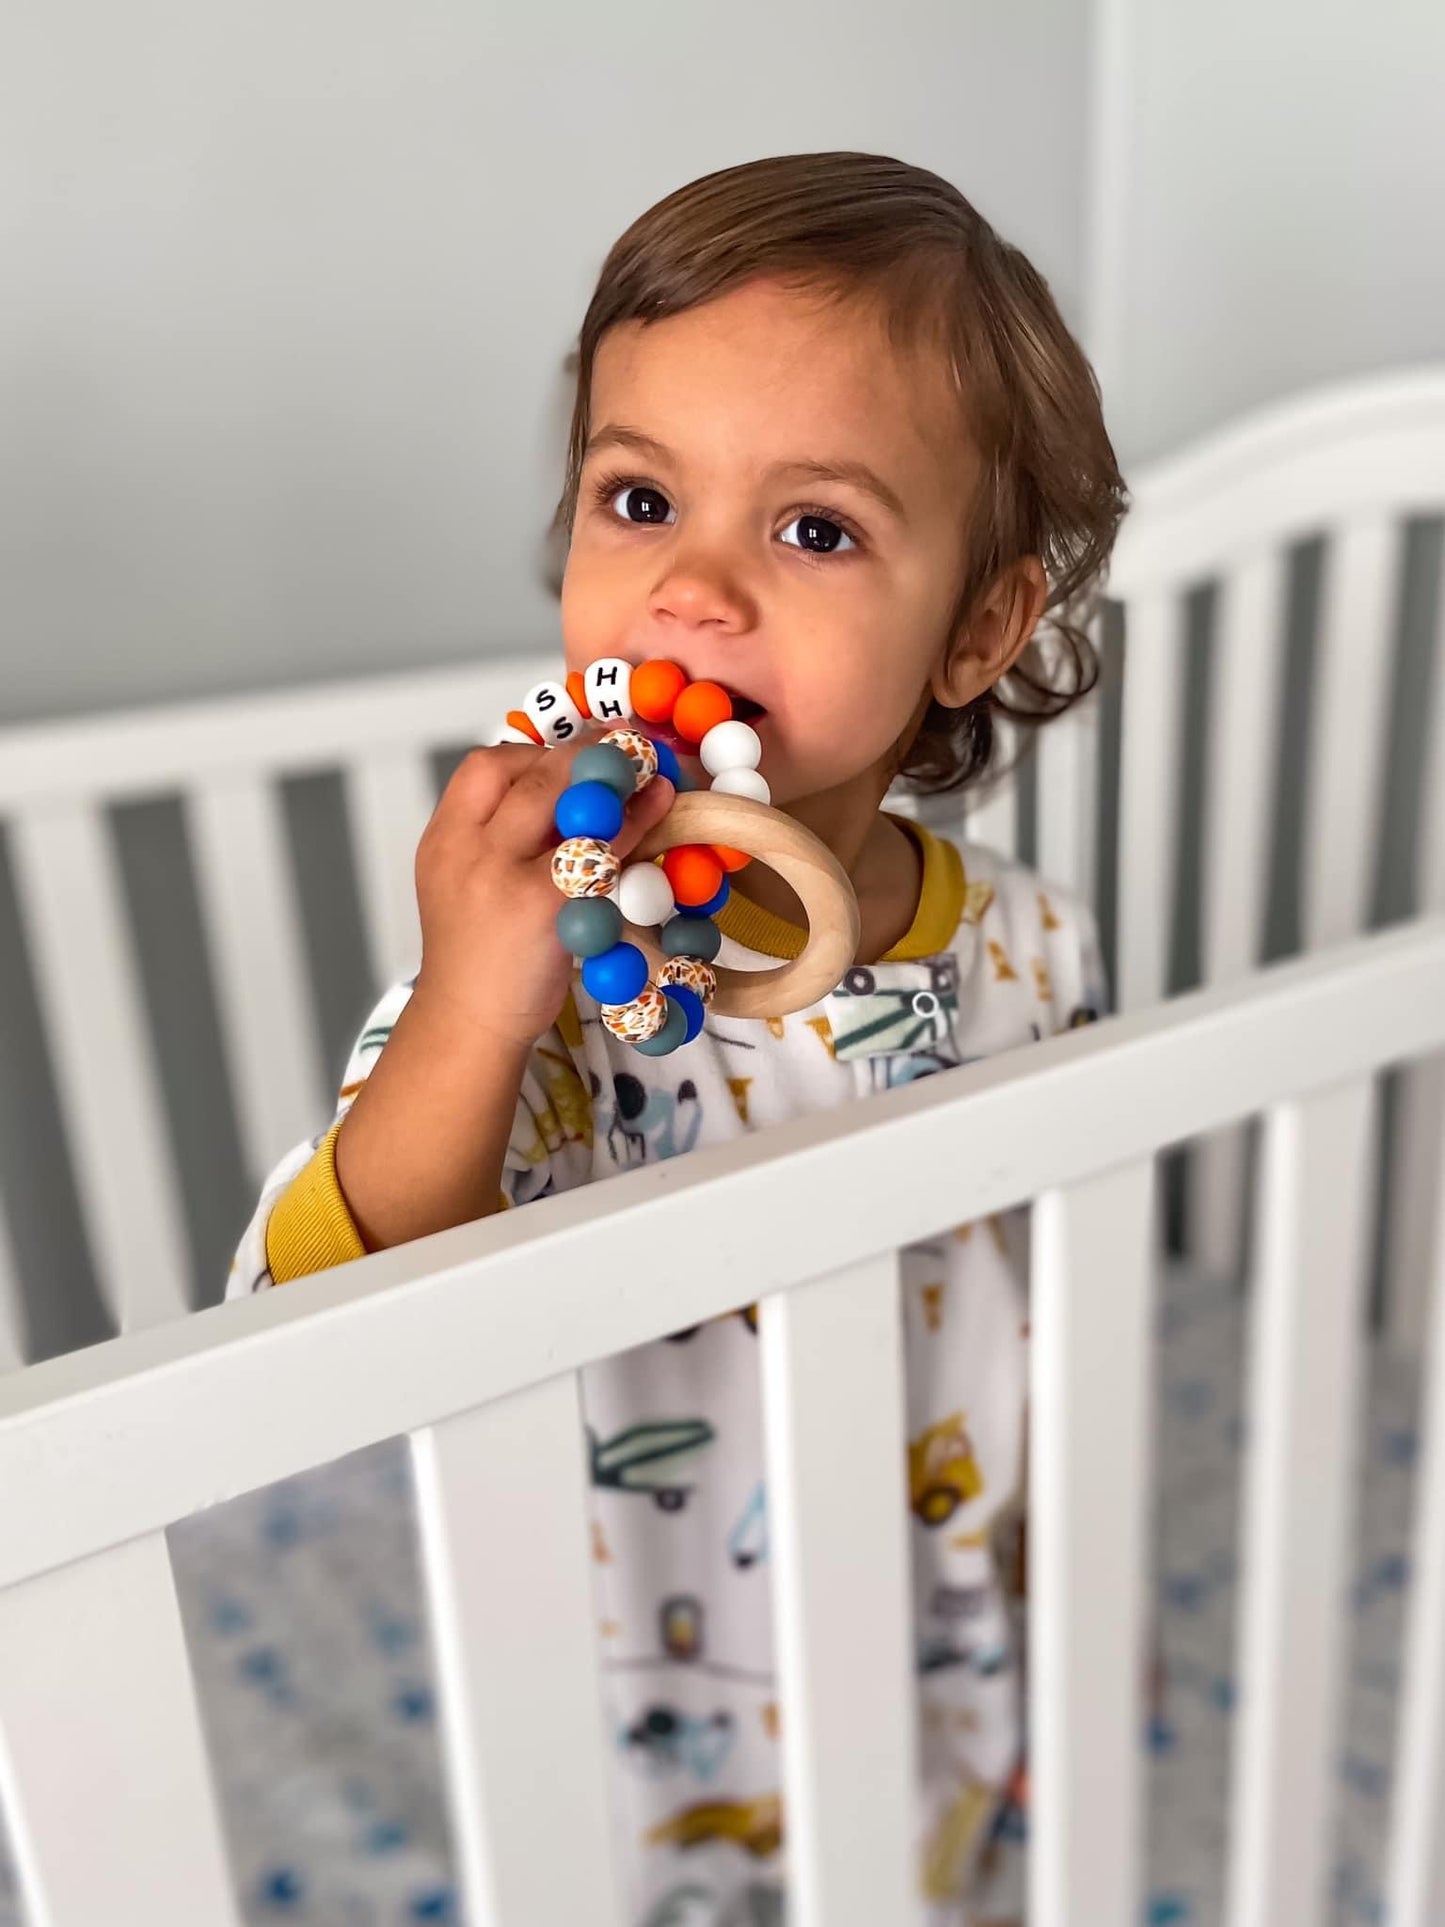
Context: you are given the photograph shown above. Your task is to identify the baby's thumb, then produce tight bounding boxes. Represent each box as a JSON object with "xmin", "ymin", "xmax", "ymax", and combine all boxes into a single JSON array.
[{"xmin": 611, "ymin": 776, "xmax": 675, "ymax": 862}]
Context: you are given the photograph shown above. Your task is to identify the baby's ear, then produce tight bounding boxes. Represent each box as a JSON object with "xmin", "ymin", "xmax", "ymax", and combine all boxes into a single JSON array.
[{"xmin": 932, "ymin": 557, "xmax": 1049, "ymax": 708}]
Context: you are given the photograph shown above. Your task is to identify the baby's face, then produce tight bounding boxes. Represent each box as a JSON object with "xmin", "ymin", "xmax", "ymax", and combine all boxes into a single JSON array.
[{"xmin": 561, "ymin": 278, "xmax": 979, "ymax": 808}]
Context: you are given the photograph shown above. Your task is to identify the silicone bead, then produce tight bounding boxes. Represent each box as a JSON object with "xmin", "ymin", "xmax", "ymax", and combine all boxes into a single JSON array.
[
  {"xmin": 598, "ymin": 729, "xmax": 660, "ymax": 790},
  {"xmin": 506, "ymin": 709, "xmax": 544, "ymax": 745},
  {"xmin": 615, "ymin": 861, "xmax": 676, "ymax": 928},
  {"xmin": 709, "ymin": 766, "xmax": 772, "ymax": 806},
  {"xmin": 602, "ymin": 985, "xmax": 668, "ymax": 1042},
  {"xmin": 673, "ymin": 680, "xmax": 733, "ymax": 744},
  {"xmin": 571, "ymin": 743, "xmax": 637, "ymax": 801},
  {"xmin": 554, "ymin": 780, "xmax": 625, "ymax": 843},
  {"xmin": 663, "ymin": 983, "xmax": 705, "ymax": 1043},
  {"xmin": 661, "ymin": 916, "xmax": 722, "ymax": 964},
  {"xmin": 662, "ymin": 845, "xmax": 724, "ymax": 908},
  {"xmin": 633, "ymin": 993, "xmax": 689, "ymax": 1056},
  {"xmin": 582, "ymin": 941, "xmax": 650, "ymax": 1006},
  {"xmin": 651, "ymin": 739, "xmax": 683, "ymax": 788},
  {"xmin": 699, "ymin": 719, "xmax": 762, "ymax": 775},
  {"xmin": 658, "ymin": 956, "xmax": 717, "ymax": 1005},
  {"xmin": 551, "ymin": 837, "xmax": 620, "ymax": 899},
  {"xmin": 584, "ymin": 657, "xmax": 635, "ymax": 724},
  {"xmin": 712, "ymin": 844, "xmax": 753, "ymax": 872},
  {"xmin": 631, "ymin": 659, "xmax": 688, "ymax": 723},
  {"xmin": 691, "ymin": 878, "xmax": 731, "ymax": 919},
  {"xmin": 523, "ymin": 679, "xmax": 586, "ymax": 746},
  {"xmin": 492, "ymin": 723, "xmax": 539, "ymax": 746},
  {"xmin": 556, "ymin": 895, "xmax": 623, "ymax": 959},
  {"xmin": 566, "ymin": 670, "xmax": 592, "ymax": 718}
]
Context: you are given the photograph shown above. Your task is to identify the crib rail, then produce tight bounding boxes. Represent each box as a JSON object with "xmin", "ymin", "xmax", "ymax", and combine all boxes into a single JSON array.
[{"xmin": 0, "ymin": 917, "xmax": 1440, "ymax": 1927}]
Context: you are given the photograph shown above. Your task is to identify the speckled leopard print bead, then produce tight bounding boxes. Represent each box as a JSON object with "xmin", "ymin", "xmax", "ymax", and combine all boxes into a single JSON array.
[
  {"xmin": 597, "ymin": 728, "xmax": 660, "ymax": 791},
  {"xmin": 601, "ymin": 985, "xmax": 668, "ymax": 1042},
  {"xmin": 551, "ymin": 836, "xmax": 620, "ymax": 899},
  {"xmin": 657, "ymin": 956, "xmax": 718, "ymax": 1006}
]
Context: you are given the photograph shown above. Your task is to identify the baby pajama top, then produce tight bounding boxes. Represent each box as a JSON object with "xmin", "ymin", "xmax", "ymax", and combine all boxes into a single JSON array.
[{"xmin": 228, "ymin": 820, "xmax": 1104, "ymax": 1927}]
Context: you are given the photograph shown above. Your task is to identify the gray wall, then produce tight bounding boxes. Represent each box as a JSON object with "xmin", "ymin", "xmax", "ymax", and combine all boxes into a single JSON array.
[
  {"xmin": 1, "ymin": 0, "xmax": 1090, "ymax": 726},
  {"xmin": 1104, "ymin": 0, "xmax": 1445, "ymax": 467}
]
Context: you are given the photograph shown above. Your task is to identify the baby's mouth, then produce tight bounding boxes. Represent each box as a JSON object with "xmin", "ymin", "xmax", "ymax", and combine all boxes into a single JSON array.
[{"xmin": 639, "ymin": 684, "xmax": 767, "ymax": 759}]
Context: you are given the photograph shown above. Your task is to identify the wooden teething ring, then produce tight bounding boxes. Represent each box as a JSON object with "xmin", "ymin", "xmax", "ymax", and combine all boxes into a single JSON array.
[{"xmin": 630, "ymin": 791, "xmax": 861, "ymax": 1020}]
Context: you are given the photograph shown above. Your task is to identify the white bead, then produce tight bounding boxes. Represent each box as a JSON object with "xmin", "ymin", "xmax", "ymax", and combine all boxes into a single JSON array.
[
  {"xmin": 583, "ymin": 657, "xmax": 634, "ymax": 725},
  {"xmin": 523, "ymin": 679, "xmax": 586, "ymax": 746},
  {"xmin": 710, "ymin": 766, "xmax": 771, "ymax": 806},
  {"xmin": 490, "ymin": 723, "xmax": 538, "ymax": 746},
  {"xmin": 699, "ymin": 719, "xmax": 762, "ymax": 776},
  {"xmin": 615, "ymin": 860, "xmax": 676, "ymax": 929}
]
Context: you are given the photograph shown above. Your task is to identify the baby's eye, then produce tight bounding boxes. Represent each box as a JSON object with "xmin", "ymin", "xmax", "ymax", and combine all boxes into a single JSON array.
[
  {"xmin": 779, "ymin": 513, "xmax": 855, "ymax": 555},
  {"xmin": 609, "ymin": 483, "xmax": 675, "ymax": 526}
]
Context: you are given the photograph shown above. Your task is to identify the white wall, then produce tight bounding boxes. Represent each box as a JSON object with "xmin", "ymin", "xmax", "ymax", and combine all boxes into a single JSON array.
[
  {"xmin": 0, "ymin": 0, "xmax": 1090, "ymax": 725},
  {"xmin": 1097, "ymin": 0, "xmax": 1445, "ymax": 467}
]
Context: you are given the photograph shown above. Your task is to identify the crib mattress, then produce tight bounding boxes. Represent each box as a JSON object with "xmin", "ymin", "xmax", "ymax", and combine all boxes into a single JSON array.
[{"xmin": 0, "ymin": 1264, "xmax": 1416, "ymax": 1927}]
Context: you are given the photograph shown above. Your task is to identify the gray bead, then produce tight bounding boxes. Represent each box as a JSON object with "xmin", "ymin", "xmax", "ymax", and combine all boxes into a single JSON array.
[
  {"xmin": 633, "ymin": 996, "xmax": 688, "ymax": 1056},
  {"xmin": 662, "ymin": 915, "xmax": 722, "ymax": 963},
  {"xmin": 556, "ymin": 894, "xmax": 623, "ymax": 959},
  {"xmin": 571, "ymin": 743, "xmax": 637, "ymax": 801}
]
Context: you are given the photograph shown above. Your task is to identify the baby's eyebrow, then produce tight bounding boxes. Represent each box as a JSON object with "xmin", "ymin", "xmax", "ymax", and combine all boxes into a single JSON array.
[
  {"xmin": 584, "ymin": 423, "xmax": 671, "ymax": 463},
  {"xmin": 768, "ymin": 458, "xmax": 908, "ymax": 522}
]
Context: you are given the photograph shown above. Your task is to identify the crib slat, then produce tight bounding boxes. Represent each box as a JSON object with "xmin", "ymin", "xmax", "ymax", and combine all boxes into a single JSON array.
[
  {"xmin": 1384, "ymin": 1112, "xmax": 1445, "ymax": 1927},
  {"xmin": 1117, "ymin": 588, "xmax": 1185, "ymax": 1011},
  {"xmin": 9, "ymin": 803, "xmax": 191, "ymax": 1329},
  {"xmin": 345, "ymin": 746, "xmax": 435, "ymax": 988},
  {"xmin": 1030, "ymin": 1158, "xmax": 1154, "ymax": 1927},
  {"xmin": 759, "ymin": 1251, "xmax": 917, "ymax": 1927},
  {"xmin": 0, "ymin": 1528, "xmax": 238, "ymax": 1926},
  {"xmin": 1301, "ymin": 518, "xmax": 1399, "ymax": 949},
  {"xmin": 1194, "ymin": 549, "xmax": 1290, "ymax": 1277},
  {"xmin": 1036, "ymin": 693, "xmax": 1100, "ymax": 906},
  {"xmin": 964, "ymin": 718, "xmax": 1018, "ymax": 860},
  {"xmin": 188, "ymin": 773, "xmax": 328, "ymax": 1184},
  {"xmin": 1383, "ymin": 542, "xmax": 1445, "ymax": 1349},
  {"xmin": 410, "ymin": 1375, "xmax": 622, "ymax": 1927},
  {"xmin": 1226, "ymin": 1078, "xmax": 1374, "ymax": 1927}
]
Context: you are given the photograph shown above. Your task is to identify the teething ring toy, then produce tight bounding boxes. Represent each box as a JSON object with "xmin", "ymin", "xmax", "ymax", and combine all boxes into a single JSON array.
[{"xmin": 497, "ymin": 657, "xmax": 860, "ymax": 1055}]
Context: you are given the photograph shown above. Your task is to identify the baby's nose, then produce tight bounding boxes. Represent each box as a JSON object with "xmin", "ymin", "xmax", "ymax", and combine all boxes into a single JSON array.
[{"xmin": 648, "ymin": 555, "xmax": 757, "ymax": 633}]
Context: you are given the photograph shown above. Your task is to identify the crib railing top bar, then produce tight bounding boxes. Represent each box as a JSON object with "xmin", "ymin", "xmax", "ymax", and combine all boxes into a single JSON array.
[
  {"xmin": 1111, "ymin": 365, "xmax": 1445, "ymax": 593},
  {"xmin": 0, "ymin": 655, "xmax": 540, "ymax": 809},
  {"xmin": 0, "ymin": 914, "xmax": 1440, "ymax": 1594}
]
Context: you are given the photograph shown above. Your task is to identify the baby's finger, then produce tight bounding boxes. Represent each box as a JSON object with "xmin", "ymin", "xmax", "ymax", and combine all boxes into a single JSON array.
[{"xmin": 610, "ymin": 775, "xmax": 676, "ymax": 862}]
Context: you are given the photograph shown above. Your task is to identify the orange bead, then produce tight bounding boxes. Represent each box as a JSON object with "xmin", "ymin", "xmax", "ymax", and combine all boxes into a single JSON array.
[
  {"xmin": 630, "ymin": 658, "xmax": 688, "ymax": 723},
  {"xmin": 566, "ymin": 670, "xmax": 591, "ymax": 718},
  {"xmin": 672, "ymin": 679, "xmax": 733, "ymax": 744},
  {"xmin": 662, "ymin": 844, "xmax": 725, "ymax": 908},
  {"xmin": 506, "ymin": 709, "xmax": 544, "ymax": 745},
  {"xmin": 712, "ymin": 844, "xmax": 753, "ymax": 873}
]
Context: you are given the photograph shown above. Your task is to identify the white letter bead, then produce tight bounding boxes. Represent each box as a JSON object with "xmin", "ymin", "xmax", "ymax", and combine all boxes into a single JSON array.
[
  {"xmin": 615, "ymin": 860, "xmax": 676, "ymax": 929},
  {"xmin": 710, "ymin": 766, "xmax": 771, "ymax": 806},
  {"xmin": 699, "ymin": 719, "xmax": 763, "ymax": 776},
  {"xmin": 491, "ymin": 723, "xmax": 539, "ymax": 746},
  {"xmin": 523, "ymin": 680, "xmax": 586, "ymax": 746},
  {"xmin": 583, "ymin": 657, "xmax": 635, "ymax": 724}
]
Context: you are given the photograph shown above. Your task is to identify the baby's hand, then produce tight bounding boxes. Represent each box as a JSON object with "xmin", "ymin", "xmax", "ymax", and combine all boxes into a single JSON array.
[{"xmin": 411, "ymin": 739, "xmax": 674, "ymax": 1054}]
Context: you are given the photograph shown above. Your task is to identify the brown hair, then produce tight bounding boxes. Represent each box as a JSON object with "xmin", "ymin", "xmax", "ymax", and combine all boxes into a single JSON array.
[{"xmin": 556, "ymin": 152, "xmax": 1126, "ymax": 794}]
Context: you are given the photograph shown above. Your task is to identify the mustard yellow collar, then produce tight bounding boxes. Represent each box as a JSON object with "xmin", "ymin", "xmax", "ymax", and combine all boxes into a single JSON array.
[{"xmin": 715, "ymin": 815, "xmax": 965, "ymax": 964}]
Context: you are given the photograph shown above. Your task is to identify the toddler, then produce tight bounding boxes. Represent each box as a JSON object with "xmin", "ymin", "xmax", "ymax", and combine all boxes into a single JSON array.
[{"xmin": 230, "ymin": 151, "xmax": 1124, "ymax": 1926}]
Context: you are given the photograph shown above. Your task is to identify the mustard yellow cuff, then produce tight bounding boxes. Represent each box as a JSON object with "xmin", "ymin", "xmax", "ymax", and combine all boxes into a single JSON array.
[{"xmin": 265, "ymin": 1120, "xmax": 366, "ymax": 1284}]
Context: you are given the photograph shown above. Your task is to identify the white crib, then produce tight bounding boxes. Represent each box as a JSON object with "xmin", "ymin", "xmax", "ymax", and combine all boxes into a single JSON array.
[{"xmin": 0, "ymin": 370, "xmax": 1441, "ymax": 1926}]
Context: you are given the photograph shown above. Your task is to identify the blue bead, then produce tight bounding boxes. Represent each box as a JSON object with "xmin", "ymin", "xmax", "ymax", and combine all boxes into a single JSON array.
[
  {"xmin": 581, "ymin": 941, "xmax": 649, "ymax": 1005},
  {"xmin": 554, "ymin": 780, "xmax": 625, "ymax": 842},
  {"xmin": 691, "ymin": 877, "xmax": 730, "ymax": 918},
  {"xmin": 571, "ymin": 743, "xmax": 637, "ymax": 800},
  {"xmin": 661, "ymin": 915, "xmax": 722, "ymax": 963},
  {"xmin": 555, "ymin": 895, "xmax": 623, "ymax": 959},
  {"xmin": 651, "ymin": 738, "xmax": 682, "ymax": 787},
  {"xmin": 633, "ymin": 994, "xmax": 688, "ymax": 1056},
  {"xmin": 666, "ymin": 984, "xmax": 705, "ymax": 1043}
]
